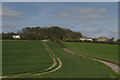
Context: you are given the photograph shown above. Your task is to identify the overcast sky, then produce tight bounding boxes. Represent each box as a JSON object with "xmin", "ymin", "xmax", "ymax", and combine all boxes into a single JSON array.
[{"xmin": 2, "ymin": 2, "xmax": 118, "ymax": 39}]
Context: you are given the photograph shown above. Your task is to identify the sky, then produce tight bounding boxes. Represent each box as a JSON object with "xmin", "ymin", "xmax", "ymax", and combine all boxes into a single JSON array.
[{"xmin": 2, "ymin": 2, "xmax": 118, "ymax": 39}]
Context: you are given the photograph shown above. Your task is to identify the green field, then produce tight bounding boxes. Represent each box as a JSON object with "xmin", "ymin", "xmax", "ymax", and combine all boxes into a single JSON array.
[
  {"xmin": 2, "ymin": 40, "xmax": 118, "ymax": 78},
  {"xmin": 2, "ymin": 40, "xmax": 53, "ymax": 76},
  {"xmin": 63, "ymin": 42, "xmax": 118, "ymax": 64}
]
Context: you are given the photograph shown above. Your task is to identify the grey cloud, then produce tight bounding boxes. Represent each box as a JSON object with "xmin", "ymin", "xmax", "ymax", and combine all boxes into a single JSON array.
[
  {"xmin": 108, "ymin": 30, "xmax": 118, "ymax": 34},
  {"xmin": 74, "ymin": 8, "xmax": 108, "ymax": 21},
  {"xmin": 77, "ymin": 8, "xmax": 107, "ymax": 14},
  {"xmin": 59, "ymin": 13, "xmax": 69, "ymax": 18},
  {"xmin": 78, "ymin": 28, "xmax": 106, "ymax": 38},
  {"xmin": 107, "ymin": 30, "xmax": 118, "ymax": 38},
  {"xmin": 59, "ymin": 24, "xmax": 74, "ymax": 28},
  {"xmin": 99, "ymin": 8, "xmax": 107, "ymax": 13},
  {"xmin": 83, "ymin": 24, "xmax": 101, "ymax": 27},
  {"xmin": 2, "ymin": 6, "xmax": 23, "ymax": 20},
  {"xmin": 80, "ymin": 28, "xmax": 105, "ymax": 34},
  {"xmin": 2, "ymin": 24, "xmax": 18, "ymax": 32},
  {"xmin": 50, "ymin": 7, "xmax": 110, "ymax": 21},
  {"xmin": 42, "ymin": 24, "xmax": 74, "ymax": 28},
  {"xmin": 50, "ymin": 13, "xmax": 69, "ymax": 19}
]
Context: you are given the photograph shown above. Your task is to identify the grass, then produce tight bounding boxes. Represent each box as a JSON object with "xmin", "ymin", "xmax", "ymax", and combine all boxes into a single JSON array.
[
  {"xmin": 2, "ymin": 40, "xmax": 118, "ymax": 78},
  {"xmin": 63, "ymin": 42, "xmax": 118, "ymax": 65},
  {"xmin": 2, "ymin": 40, "xmax": 53, "ymax": 76},
  {"xmin": 41, "ymin": 41, "xmax": 118, "ymax": 78}
]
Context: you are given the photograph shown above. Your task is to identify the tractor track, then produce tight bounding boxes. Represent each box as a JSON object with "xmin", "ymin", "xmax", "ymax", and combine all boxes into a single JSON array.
[
  {"xmin": 34, "ymin": 42, "xmax": 62, "ymax": 75},
  {"xmin": 64, "ymin": 48, "xmax": 120, "ymax": 75},
  {"xmin": 2, "ymin": 41, "xmax": 62, "ymax": 78}
]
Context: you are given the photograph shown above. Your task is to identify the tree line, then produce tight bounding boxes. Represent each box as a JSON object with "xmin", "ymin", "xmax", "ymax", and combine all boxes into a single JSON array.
[
  {"xmin": 1, "ymin": 26, "xmax": 120, "ymax": 44},
  {"xmin": 1, "ymin": 26, "xmax": 83, "ymax": 41}
]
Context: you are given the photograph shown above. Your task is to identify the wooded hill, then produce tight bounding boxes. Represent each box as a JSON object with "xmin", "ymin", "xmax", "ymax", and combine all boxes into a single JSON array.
[{"xmin": 2, "ymin": 26, "xmax": 83, "ymax": 40}]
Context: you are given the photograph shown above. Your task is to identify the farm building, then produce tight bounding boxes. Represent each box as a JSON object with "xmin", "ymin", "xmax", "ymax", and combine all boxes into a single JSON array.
[
  {"xmin": 43, "ymin": 39, "xmax": 48, "ymax": 42},
  {"xmin": 96, "ymin": 37, "xmax": 108, "ymax": 42},
  {"xmin": 13, "ymin": 35, "xmax": 21, "ymax": 39},
  {"xmin": 80, "ymin": 36, "xmax": 93, "ymax": 41}
]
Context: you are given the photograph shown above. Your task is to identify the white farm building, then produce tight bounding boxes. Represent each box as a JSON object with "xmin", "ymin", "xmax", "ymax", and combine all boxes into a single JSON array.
[
  {"xmin": 43, "ymin": 39, "xmax": 48, "ymax": 42},
  {"xmin": 13, "ymin": 35, "xmax": 21, "ymax": 39},
  {"xmin": 80, "ymin": 36, "xmax": 93, "ymax": 41}
]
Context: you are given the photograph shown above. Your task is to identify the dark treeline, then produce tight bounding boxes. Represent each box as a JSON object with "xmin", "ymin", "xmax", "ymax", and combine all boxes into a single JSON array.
[
  {"xmin": 1, "ymin": 26, "xmax": 83, "ymax": 48},
  {"xmin": 1, "ymin": 26, "xmax": 120, "ymax": 45},
  {"xmin": 2, "ymin": 32, "xmax": 15, "ymax": 40},
  {"xmin": 2, "ymin": 26, "xmax": 83, "ymax": 41},
  {"xmin": 21, "ymin": 26, "xmax": 83, "ymax": 40},
  {"xmin": 67, "ymin": 40, "xmax": 120, "ymax": 45},
  {"xmin": 66, "ymin": 37, "xmax": 120, "ymax": 45}
]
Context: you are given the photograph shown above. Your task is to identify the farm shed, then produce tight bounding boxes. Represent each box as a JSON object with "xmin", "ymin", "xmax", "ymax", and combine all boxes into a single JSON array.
[
  {"xmin": 80, "ymin": 36, "xmax": 93, "ymax": 41},
  {"xmin": 13, "ymin": 35, "xmax": 21, "ymax": 39},
  {"xmin": 97, "ymin": 37, "xmax": 108, "ymax": 42}
]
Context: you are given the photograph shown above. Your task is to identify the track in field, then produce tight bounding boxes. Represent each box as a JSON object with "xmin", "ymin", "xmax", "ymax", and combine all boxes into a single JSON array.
[
  {"xmin": 64, "ymin": 48, "xmax": 120, "ymax": 75},
  {"xmin": 3, "ymin": 41, "xmax": 62, "ymax": 78},
  {"xmin": 34, "ymin": 41, "xmax": 62, "ymax": 75}
]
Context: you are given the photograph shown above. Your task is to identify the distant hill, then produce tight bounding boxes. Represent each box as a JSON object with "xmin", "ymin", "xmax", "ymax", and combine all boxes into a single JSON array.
[{"xmin": 19, "ymin": 26, "xmax": 83, "ymax": 40}]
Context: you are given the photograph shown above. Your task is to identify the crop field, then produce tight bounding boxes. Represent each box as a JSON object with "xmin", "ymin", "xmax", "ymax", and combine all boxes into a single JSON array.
[
  {"xmin": 63, "ymin": 42, "xmax": 118, "ymax": 64},
  {"xmin": 2, "ymin": 40, "xmax": 53, "ymax": 76},
  {"xmin": 2, "ymin": 40, "xmax": 118, "ymax": 78}
]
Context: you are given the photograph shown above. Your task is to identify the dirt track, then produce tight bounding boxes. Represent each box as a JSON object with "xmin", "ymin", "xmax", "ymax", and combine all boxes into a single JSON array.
[
  {"xmin": 2, "ymin": 42, "xmax": 62, "ymax": 78},
  {"xmin": 34, "ymin": 42, "xmax": 62, "ymax": 75},
  {"xmin": 64, "ymin": 48, "xmax": 120, "ymax": 75}
]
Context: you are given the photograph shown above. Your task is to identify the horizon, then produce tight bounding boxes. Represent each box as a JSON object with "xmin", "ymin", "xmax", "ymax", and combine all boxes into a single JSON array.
[
  {"xmin": 1, "ymin": 26, "xmax": 117, "ymax": 39},
  {"xmin": 2, "ymin": 2, "xmax": 118, "ymax": 39}
]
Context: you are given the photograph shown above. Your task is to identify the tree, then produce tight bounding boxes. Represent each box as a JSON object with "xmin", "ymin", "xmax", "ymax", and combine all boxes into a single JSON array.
[
  {"xmin": 109, "ymin": 37, "xmax": 115, "ymax": 43},
  {"xmin": 20, "ymin": 26, "xmax": 83, "ymax": 40},
  {"xmin": 116, "ymin": 39, "xmax": 120, "ymax": 42},
  {"xmin": 2, "ymin": 32, "xmax": 15, "ymax": 40}
]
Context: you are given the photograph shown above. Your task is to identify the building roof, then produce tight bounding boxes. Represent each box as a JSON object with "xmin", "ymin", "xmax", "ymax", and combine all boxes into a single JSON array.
[{"xmin": 97, "ymin": 37, "xmax": 108, "ymax": 39}]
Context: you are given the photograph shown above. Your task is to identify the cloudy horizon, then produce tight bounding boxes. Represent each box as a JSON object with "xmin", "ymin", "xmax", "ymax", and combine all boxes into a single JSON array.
[{"xmin": 2, "ymin": 2, "xmax": 118, "ymax": 39}]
